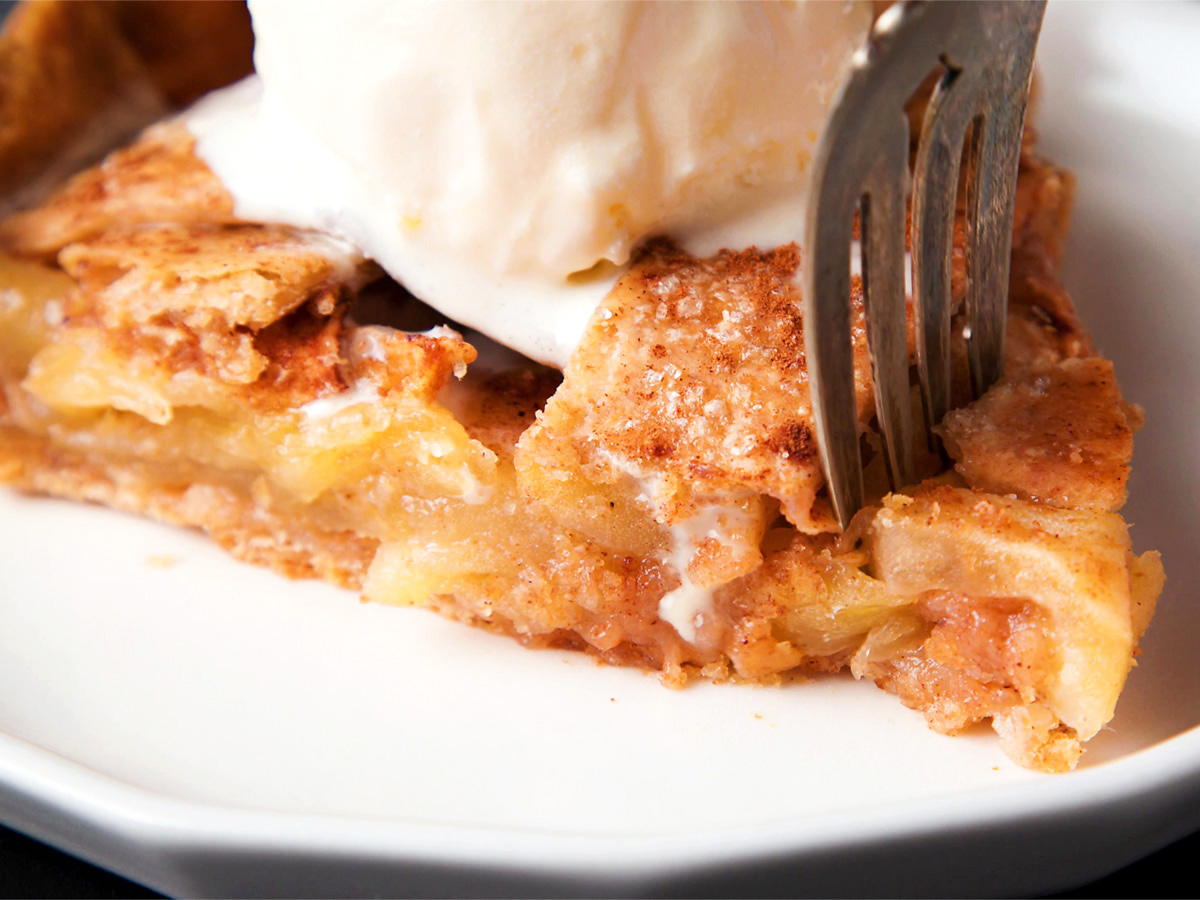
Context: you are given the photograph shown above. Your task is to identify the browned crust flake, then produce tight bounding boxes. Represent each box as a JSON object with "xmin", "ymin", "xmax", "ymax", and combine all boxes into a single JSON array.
[{"xmin": 0, "ymin": 1, "xmax": 251, "ymax": 213}]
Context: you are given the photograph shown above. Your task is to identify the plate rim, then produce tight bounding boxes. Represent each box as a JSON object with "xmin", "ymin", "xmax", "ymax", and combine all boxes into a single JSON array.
[{"xmin": 4, "ymin": 721, "xmax": 1200, "ymax": 894}]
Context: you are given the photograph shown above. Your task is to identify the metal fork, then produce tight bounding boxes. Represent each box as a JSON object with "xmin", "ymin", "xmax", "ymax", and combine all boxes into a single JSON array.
[{"xmin": 803, "ymin": 0, "xmax": 1046, "ymax": 529}]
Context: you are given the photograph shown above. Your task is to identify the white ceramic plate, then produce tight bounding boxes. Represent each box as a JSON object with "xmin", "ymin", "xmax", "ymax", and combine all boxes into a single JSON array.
[{"xmin": 2, "ymin": 3, "xmax": 1199, "ymax": 896}]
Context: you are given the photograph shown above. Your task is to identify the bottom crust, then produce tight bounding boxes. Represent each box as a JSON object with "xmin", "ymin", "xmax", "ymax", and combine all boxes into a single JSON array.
[{"xmin": 1, "ymin": 427, "xmax": 377, "ymax": 588}]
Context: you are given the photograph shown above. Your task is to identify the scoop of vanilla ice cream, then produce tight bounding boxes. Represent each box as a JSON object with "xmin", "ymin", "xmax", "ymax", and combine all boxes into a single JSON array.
[{"xmin": 187, "ymin": 0, "xmax": 871, "ymax": 366}]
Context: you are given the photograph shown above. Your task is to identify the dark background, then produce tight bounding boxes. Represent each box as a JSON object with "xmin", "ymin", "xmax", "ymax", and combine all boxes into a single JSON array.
[
  {"xmin": 0, "ymin": 0, "xmax": 1195, "ymax": 896},
  {"xmin": 0, "ymin": 815, "xmax": 1197, "ymax": 898}
]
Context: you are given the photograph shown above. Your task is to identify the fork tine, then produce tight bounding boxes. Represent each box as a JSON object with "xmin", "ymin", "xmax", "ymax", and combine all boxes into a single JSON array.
[
  {"xmin": 912, "ymin": 67, "xmax": 976, "ymax": 443},
  {"xmin": 862, "ymin": 115, "xmax": 915, "ymax": 490},
  {"xmin": 964, "ymin": 88, "xmax": 1034, "ymax": 398},
  {"xmin": 805, "ymin": 196, "xmax": 862, "ymax": 529}
]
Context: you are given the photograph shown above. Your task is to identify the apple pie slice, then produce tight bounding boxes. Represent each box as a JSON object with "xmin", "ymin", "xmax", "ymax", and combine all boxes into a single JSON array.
[{"xmin": 0, "ymin": 2, "xmax": 1163, "ymax": 772}]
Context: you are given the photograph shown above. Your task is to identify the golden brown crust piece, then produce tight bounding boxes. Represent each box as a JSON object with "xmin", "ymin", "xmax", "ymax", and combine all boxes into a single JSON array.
[
  {"xmin": 13, "ymin": 222, "xmax": 380, "ymax": 411},
  {"xmin": 61, "ymin": 224, "xmax": 365, "ymax": 332},
  {"xmin": 865, "ymin": 485, "xmax": 1148, "ymax": 744},
  {"xmin": 0, "ymin": 2, "xmax": 251, "ymax": 213},
  {"xmin": 0, "ymin": 121, "xmax": 239, "ymax": 258},
  {"xmin": 518, "ymin": 241, "xmax": 867, "ymax": 537},
  {"xmin": 102, "ymin": 2, "xmax": 254, "ymax": 109},
  {"xmin": 0, "ymin": 1, "xmax": 162, "ymax": 209},
  {"xmin": 939, "ymin": 358, "xmax": 1136, "ymax": 512}
]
